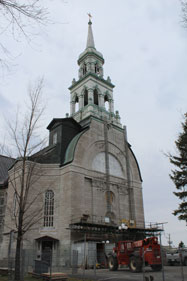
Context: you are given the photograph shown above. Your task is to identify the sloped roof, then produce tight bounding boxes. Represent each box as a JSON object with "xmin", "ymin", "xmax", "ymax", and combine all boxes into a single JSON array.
[
  {"xmin": 0, "ymin": 155, "xmax": 15, "ymax": 185},
  {"xmin": 63, "ymin": 128, "xmax": 88, "ymax": 165},
  {"xmin": 47, "ymin": 117, "xmax": 82, "ymax": 131}
]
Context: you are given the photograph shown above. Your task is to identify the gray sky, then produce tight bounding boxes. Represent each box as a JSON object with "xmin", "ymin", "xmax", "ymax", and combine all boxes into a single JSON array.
[{"xmin": 0, "ymin": 0, "xmax": 187, "ymax": 247}]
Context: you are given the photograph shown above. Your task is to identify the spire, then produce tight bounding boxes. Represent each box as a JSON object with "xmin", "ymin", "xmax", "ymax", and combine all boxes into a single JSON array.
[
  {"xmin": 78, "ymin": 15, "xmax": 104, "ymax": 68},
  {"xmin": 86, "ymin": 16, "xmax": 95, "ymax": 49}
]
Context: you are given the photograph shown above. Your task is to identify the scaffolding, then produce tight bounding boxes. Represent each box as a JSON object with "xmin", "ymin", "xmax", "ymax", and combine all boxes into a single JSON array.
[{"xmin": 69, "ymin": 215, "xmax": 164, "ymax": 242}]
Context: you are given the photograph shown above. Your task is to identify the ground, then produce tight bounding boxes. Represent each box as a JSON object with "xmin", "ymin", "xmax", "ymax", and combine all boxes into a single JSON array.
[
  {"xmin": 68, "ymin": 265, "xmax": 187, "ymax": 281},
  {"xmin": 0, "ymin": 276, "xmax": 92, "ymax": 281},
  {"xmin": 0, "ymin": 266, "xmax": 187, "ymax": 281}
]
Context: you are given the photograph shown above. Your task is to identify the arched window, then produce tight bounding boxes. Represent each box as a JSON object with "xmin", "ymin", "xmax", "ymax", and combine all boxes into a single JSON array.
[
  {"xmin": 84, "ymin": 90, "xmax": 88, "ymax": 106},
  {"xmin": 75, "ymin": 95, "xmax": 79, "ymax": 112},
  {"xmin": 104, "ymin": 94, "xmax": 109, "ymax": 111},
  {"xmin": 95, "ymin": 63, "xmax": 100, "ymax": 74},
  {"xmin": 92, "ymin": 152, "xmax": 124, "ymax": 178},
  {"xmin": 83, "ymin": 63, "xmax": 87, "ymax": 75},
  {"xmin": 93, "ymin": 89, "xmax": 98, "ymax": 105},
  {"xmin": 44, "ymin": 190, "xmax": 54, "ymax": 227}
]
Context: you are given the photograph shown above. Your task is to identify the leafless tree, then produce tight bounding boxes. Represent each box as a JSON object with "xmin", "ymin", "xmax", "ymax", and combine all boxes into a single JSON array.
[
  {"xmin": 181, "ymin": 0, "xmax": 187, "ymax": 27},
  {"xmin": 0, "ymin": 1, "xmax": 48, "ymax": 71},
  {"xmin": 5, "ymin": 78, "xmax": 46, "ymax": 281}
]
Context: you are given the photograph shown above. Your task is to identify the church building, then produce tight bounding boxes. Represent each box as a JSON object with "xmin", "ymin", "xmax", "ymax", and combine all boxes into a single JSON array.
[{"xmin": 0, "ymin": 19, "xmax": 145, "ymax": 269}]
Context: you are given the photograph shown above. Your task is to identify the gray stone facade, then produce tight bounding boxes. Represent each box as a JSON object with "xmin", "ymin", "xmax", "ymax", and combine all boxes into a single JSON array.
[{"xmin": 0, "ymin": 20, "xmax": 145, "ymax": 270}]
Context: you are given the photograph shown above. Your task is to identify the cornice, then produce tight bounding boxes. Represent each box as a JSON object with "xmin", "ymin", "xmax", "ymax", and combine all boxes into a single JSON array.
[
  {"xmin": 78, "ymin": 51, "xmax": 104, "ymax": 65},
  {"xmin": 69, "ymin": 73, "xmax": 115, "ymax": 91}
]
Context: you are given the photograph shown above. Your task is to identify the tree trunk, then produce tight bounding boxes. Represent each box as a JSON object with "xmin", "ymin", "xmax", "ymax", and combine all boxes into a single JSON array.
[
  {"xmin": 15, "ymin": 209, "xmax": 23, "ymax": 281},
  {"xmin": 14, "ymin": 233, "xmax": 22, "ymax": 281}
]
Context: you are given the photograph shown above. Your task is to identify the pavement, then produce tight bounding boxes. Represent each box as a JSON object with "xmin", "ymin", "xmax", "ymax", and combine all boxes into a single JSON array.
[{"xmin": 67, "ymin": 266, "xmax": 187, "ymax": 281}]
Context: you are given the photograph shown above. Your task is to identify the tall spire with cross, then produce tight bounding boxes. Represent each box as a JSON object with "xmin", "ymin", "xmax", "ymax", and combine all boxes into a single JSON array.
[
  {"xmin": 78, "ymin": 15, "xmax": 104, "ymax": 75},
  {"xmin": 69, "ymin": 17, "xmax": 121, "ymax": 128},
  {"xmin": 86, "ymin": 13, "xmax": 95, "ymax": 49}
]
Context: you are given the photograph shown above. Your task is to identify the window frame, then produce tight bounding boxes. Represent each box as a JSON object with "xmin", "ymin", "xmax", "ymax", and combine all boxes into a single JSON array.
[{"xmin": 44, "ymin": 190, "xmax": 54, "ymax": 228}]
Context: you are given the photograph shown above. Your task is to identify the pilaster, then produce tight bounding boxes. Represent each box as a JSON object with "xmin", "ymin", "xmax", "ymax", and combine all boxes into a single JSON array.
[
  {"xmin": 88, "ymin": 89, "xmax": 93, "ymax": 104},
  {"xmin": 109, "ymin": 99, "xmax": 114, "ymax": 114},
  {"xmin": 70, "ymin": 101, "xmax": 75, "ymax": 115},
  {"xmin": 99, "ymin": 93, "xmax": 104, "ymax": 108},
  {"xmin": 79, "ymin": 94, "xmax": 84, "ymax": 110}
]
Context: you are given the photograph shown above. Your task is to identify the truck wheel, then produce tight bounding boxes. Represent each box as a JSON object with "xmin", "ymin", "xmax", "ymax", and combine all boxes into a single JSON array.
[
  {"xmin": 151, "ymin": 264, "xmax": 162, "ymax": 271},
  {"xmin": 108, "ymin": 256, "xmax": 118, "ymax": 271},
  {"xmin": 129, "ymin": 256, "xmax": 142, "ymax": 273}
]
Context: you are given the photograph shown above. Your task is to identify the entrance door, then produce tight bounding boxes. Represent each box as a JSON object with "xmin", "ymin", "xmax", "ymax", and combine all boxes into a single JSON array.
[
  {"xmin": 97, "ymin": 243, "xmax": 107, "ymax": 268},
  {"xmin": 42, "ymin": 241, "xmax": 53, "ymax": 265}
]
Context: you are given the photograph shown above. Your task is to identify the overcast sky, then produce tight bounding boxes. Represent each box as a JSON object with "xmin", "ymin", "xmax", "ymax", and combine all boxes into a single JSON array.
[{"xmin": 0, "ymin": 0, "xmax": 187, "ymax": 247}]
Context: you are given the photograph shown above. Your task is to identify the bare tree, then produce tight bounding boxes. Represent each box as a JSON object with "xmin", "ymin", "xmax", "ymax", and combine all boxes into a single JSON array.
[
  {"xmin": 5, "ymin": 78, "xmax": 46, "ymax": 280},
  {"xmin": 181, "ymin": 0, "xmax": 187, "ymax": 27},
  {"xmin": 0, "ymin": 1, "xmax": 48, "ymax": 70}
]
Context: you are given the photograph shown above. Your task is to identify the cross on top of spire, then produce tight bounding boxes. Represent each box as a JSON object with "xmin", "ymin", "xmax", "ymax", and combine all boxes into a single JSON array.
[{"xmin": 87, "ymin": 13, "xmax": 92, "ymax": 23}]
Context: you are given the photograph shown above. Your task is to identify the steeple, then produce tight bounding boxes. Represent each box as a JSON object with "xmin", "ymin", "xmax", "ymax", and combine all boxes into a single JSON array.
[
  {"xmin": 86, "ymin": 19, "xmax": 95, "ymax": 49},
  {"xmin": 78, "ymin": 18, "xmax": 104, "ymax": 75},
  {"xmin": 69, "ymin": 18, "xmax": 121, "ymax": 128}
]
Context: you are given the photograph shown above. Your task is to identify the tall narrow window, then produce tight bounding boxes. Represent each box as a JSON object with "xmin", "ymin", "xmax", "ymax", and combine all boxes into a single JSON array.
[
  {"xmin": 84, "ymin": 90, "xmax": 88, "ymax": 106},
  {"xmin": 93, "ymin": 89, "xmax": 98, "ymax": 105},
  {"xmin": 83, "ymin": 63, "xmax": 87, "ymax": 75},
  {"xmin": 53, "ymin": 132, "xmax": 57, "ymax": 144},
  {"xmin": 104, "ymin": 94, "xmax": 109, "ymax": 111},
  {"xmin": 75, "ymin": 95, "xmax": 79, "ymax": 112},
  {"xmin": 95, "ymin": 63, "xmax": 99, "ymax": 74},
  {"xmin": 44, "ymin": 190, "xmax": 54, "ymax": 227}
]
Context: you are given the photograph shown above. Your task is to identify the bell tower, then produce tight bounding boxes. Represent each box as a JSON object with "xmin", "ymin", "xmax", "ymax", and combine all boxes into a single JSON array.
[{"xmin": 69, "ymin": 18, "xmax": 121, "ymax": 127}]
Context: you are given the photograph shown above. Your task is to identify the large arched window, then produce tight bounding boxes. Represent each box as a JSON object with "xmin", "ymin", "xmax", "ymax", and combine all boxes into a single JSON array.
[
  {"xmin": 44, "ymin": 190, "xmax": 54, "ymax": 227},
  {"xmin": 92, "ymin": 152, "xmax": 124, "ymax": 178}
]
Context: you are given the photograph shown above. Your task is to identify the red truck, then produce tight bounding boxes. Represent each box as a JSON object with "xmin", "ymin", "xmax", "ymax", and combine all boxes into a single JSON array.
[{"xmin": 108, "ymin": 236, "xmax": 162, "ymax": 272}]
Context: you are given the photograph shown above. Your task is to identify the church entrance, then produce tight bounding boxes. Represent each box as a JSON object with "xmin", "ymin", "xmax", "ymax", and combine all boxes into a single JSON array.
[
  {"xmin": 35, "ymin": 235, "xmax": 59, "ymax": 266},
  {"xmin": 96, "ymin": 243, "xmax": 107, "ymax": 268},
  {"xmin": 41, "ymin": 240, "xmax": 53, "ymax": 264}
]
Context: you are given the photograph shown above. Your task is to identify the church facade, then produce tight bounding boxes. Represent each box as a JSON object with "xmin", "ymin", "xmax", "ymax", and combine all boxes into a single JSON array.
[{"xmin": 0, "ymin": 20, "xmax": 145, "ymax": 269}]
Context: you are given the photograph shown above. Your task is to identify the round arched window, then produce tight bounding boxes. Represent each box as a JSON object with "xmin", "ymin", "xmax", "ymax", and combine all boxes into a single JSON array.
[{"xmin": 92, "ymin": 152, "xmax": 124, "ymax": 178}]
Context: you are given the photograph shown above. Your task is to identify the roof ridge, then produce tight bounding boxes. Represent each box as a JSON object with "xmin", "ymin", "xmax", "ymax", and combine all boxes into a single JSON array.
[{"xmin": 0, "ymin": 154, "xmax": 15, "ymax": 160}]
